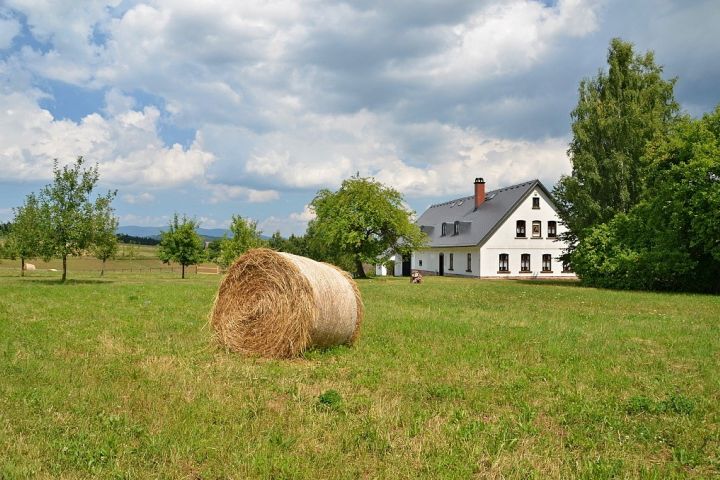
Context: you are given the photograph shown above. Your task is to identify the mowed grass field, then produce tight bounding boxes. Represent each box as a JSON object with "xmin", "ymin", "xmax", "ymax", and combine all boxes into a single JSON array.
[
  {"xmin": 0, "ymin": 270, "xmax": 718, "ymax": 479},
  {"xmin": 0, "ymin": 244, "xmax": 216, "ymax": 273}
]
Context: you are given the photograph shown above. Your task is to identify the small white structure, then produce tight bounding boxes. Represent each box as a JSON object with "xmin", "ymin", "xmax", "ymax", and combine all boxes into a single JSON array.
[
  {"xmin": 375, "ymin": 263, "xmax": 388, "ymax": 276},
  {"xmin": 375, "ymin": 254, "xmax": 405, "ymax": 277},
  {"xmin": 413, "ymin": 178, "xmax": 575, "ymax": 279},
  {"xmin": 25, "ymin": 263, "xmax": 36, "ymax": 271}
]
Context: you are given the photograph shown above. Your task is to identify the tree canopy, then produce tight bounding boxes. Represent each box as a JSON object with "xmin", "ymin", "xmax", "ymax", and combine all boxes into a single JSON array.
[
  {"xmin": 158, "ymin": 214, "xmax": 205, "ymax": 279},
  {"xmin": 7, "ymin": 193, "xmax": 42, "ymax": 276},
  {"xmin": 90, "ymin": 194, "xmax": 119, "ymax": 276},
  {"xmin": 309, "ymin": 175, "xmax": 425, "ymax": 278},
  {"xmin": 37, "ymin": 157, "xmax": 117, "ymax": 281},
  {"xmin": 217, "ymin": 215, "xmax": 265, "ymax": 268},
  {"xmin": 572, "ymin": 106, "xmax": 720, "ymax": 292},
  {"xmin": 554, "ymin": 38, "xmax": 679, "ymax": 251}
]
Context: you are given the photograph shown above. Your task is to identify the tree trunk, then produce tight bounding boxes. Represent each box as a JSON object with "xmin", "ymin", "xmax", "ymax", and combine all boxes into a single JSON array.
[
  {"xmin": 62, "ymin": 255, "xmax": 67, "ymax": 282},
  {"xmin": 21, "ymin": 257, "xmax": 25, "ymax": 277},
  {"xmin": 101, "ymin": 259, "xmax": 105, "ymax": 277},
  {"xmin": 354, "ymin": 258, "xmax": 367, "ymax": 279},
  {"xmin": 182, "ymin": 264, "xmax": 185, "ymax": 279}
]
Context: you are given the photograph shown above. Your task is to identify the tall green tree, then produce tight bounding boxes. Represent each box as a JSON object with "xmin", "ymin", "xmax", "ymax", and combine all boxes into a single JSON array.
[
  {"xmin": 205, "ymin": 239, "xmax": 223, "ymax": 264},
  {"xmin": 90, "ymin": 195, "xmax": 119, "ymax": 277},
  {"xmin": 37, "ymin": 157, "xmax": 117, "ymax": 282},
  {"xmin": 267, "ymin": 231, "xmax": 287, "ymax": 251},
  {"xmin": 7, "ymin": 193, "xmax": 42, "ymax": 276},
  {"xmin": 218, "ymin": 215, "xmax": 265, "ymax": 268},
  {"xmin": 158, "ymin": 214, "xmax": 206, "ymax": 279},
  {"xmin": 554, "ymin": 38, "xmax": 679, "ymax": 252},
  {"xmin": 309, "ymin": 175, "xmax": 426, "ymax": 278},
  {"xmin": 572, "ymin": 106, "xmax": 720, "ymax": 292}
]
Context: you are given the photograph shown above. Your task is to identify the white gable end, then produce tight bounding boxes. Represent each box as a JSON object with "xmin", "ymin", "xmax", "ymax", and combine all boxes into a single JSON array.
[{"xmin": 480, "ymin": 187, "xmax": 569, "ymax": 276}]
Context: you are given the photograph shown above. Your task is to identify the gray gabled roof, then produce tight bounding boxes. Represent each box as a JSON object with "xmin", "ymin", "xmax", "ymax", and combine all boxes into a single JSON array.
[{"xmin": 416, "ymin": 179, "xmax": 552, "ymax": 248}]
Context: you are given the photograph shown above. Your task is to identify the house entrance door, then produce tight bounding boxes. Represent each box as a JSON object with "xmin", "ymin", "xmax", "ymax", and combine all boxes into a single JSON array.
[{"xmin": 401, "ymin": 256, "xmax": 411, "ymax": 276}]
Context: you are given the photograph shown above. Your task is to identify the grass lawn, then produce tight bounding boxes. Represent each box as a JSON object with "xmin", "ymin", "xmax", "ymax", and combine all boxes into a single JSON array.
[
  {"xmin": 0, "ymin": 271, "xmax": 718, "ymax": 479},
  {"xmin": 0, "ymin": 244, "xmax": 216, "ymax": 274}
]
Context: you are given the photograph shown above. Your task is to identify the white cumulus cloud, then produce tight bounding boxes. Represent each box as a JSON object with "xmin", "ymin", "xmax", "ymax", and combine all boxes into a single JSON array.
[{"xmin": 0, "ymin": 91, "xmax": 215, "ymax": 187}]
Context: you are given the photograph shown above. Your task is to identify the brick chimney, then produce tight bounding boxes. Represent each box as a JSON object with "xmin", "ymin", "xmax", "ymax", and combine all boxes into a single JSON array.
[{"xmin": 474, "ymin": 177, "xmax": 486, "ymax": 209}]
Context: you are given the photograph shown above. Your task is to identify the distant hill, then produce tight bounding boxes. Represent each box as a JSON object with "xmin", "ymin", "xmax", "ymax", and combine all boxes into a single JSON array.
[{"xmin": 117, "ymin": 225, "xmax": 232, "ymax": 240}]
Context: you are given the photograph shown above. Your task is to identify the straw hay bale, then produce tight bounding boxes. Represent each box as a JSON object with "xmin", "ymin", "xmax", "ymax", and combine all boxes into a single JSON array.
[{"xmin": 210, "ymin": 248, "xmax": 363, "ymax": 358}]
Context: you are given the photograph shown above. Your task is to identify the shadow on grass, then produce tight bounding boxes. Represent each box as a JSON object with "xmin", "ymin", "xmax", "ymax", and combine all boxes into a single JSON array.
[
  {"xmin": 513, "ymin": 279, "xmax": 582, "ymax": 288},
  {"xmin": 23, "ymin": 278, "xmax": 115, "ymax": 285}
]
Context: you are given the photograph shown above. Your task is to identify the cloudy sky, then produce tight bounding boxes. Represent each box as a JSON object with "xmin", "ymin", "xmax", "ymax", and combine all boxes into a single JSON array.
[{"xmin": 1, "ymin": 0, "xmax": 718, "ymax": 235}]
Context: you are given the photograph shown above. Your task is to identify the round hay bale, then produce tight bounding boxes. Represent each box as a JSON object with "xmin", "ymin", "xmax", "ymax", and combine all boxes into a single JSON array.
[{"xmin": 210, "ymin": 248, "xmax": 363, "ymax": 358}]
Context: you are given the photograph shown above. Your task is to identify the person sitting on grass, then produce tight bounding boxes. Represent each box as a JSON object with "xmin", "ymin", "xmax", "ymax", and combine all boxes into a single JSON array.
[{"xmin": 410, "ymin": 270, "xmax": 423, "ymax": 284}]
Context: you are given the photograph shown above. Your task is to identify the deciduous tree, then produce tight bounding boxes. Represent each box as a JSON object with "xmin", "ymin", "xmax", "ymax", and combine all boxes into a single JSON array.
[
  {"xmin": 554, "ymin": 38, "xmax": 679, "ymax": 253},
  {"xmin": 309, "ymin": 175, "xmax": 426, "ymax": 278},
  {"xmin": 158, "ymin": 214, "xmax": 205, "ymax": 279},
  {"xmin": 37, "ymin": 157, "xmax": 117, "ymax": 281},
  {"xmin": 7, "ymin": 193, "xmax": 42, "ymax": 276},
  {"xmin": 573, "ymin": 106, "xmax": 720, "ymax": 292},
  {"xmin": 218, "ymin": 215, "xmax": 265, "ymax": 268},
  {"xmin": 90, "ymin": 195, "xmax": 119, "ymax": 276}
]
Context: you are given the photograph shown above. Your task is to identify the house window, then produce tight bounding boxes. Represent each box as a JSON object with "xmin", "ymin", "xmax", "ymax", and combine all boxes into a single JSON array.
[
  {"xmin": 532, "ymin": 197, "xmax": 540, "ymax": 209},
  {"xmin": 516, "ymin": 220, "xmax": 526, "ymax": 238},
  {"xmin": 466, "ymin": 253, "xmax": 472, "ymax": 272},
  {"xmin": 498, "ymin": 254, "xmax": 509, "ymax": 272},
  {"xmin": 548, "ymin": 221, "xmax": 557, "ymax": 238},
  {"xmin": 449, "ymin": 253, "xmax": 454, "ymax": 271},
  {"xmin": 532, "ymin": 221, "xmax": 542, "ymax": 238},
  {"xmin": 453, "ymin": 221, "xmax": 460, "ymax": 235},
  {"xmin": 520, "ymin": 254, "xmax": 531, "ymax": 272},
  {"xmin": 542, "ymin": 254, "xmax": 552, "ymax": 272},
  {"xmin": 441, "ymin": 223, "xmax": 447, "ymax": 236},
  {"xmin": 419, "ymin": 259, "xmax": 423, "ymax": 267},
  {"xmin": 562, "ymin": 260, "xmax": 573, "ymax": 273}
]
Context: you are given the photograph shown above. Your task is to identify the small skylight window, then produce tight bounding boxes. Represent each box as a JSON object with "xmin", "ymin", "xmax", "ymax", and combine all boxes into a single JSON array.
[
  {"xmin": 450, "ymin": 202, "xmax": 456, "ymax": 207},
  {"xmin": 487, "ymin": 193, "xmax": 496, "ymax": 200},
  {"xmin": 457, "ymin": 200, "xmax": 464, "ymax": 206}
]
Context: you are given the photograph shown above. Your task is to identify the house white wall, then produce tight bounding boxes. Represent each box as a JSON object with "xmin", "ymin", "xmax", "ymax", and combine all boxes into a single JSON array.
[
  {"xmin": 412, "ymin": 246, "xmax": 481, "ymax": 277},
  {"xmin": 393, "ymin": 255, "xmax": 403, "ymax": 276},
  {"xmin": 480, "ymin": 187, "xmax": 573, "ymax": 278},
  {"xmin": 412, "ymin": 187, "xmax": 575, "ymax": 279}
]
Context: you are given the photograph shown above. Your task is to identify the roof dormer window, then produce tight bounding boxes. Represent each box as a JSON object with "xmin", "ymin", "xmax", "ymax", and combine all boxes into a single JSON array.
[
  {"xmin": 453, "ymin": 221, "xmax": 460, "ymax": 235},
  {"xmin": 441, "ymin": 223, "xmax": 447, "ymax": 236}
]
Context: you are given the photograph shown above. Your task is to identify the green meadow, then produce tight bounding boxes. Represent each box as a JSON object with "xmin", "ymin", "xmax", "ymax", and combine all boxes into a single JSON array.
[{"xmin": 0, "ymin": 270, "xmax": 718, "ymax": 479}]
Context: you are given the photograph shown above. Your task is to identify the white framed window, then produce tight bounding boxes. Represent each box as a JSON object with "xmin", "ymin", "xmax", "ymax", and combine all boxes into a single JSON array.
[
  {"xmin": 548, "ymin": 221, "xmax": 557, "ymax": 238},
  {"xmin": 466, "ymin": 253, "xmax": 471, "ymax": 272},
  {"xmin": 542, "ymin": 254, "xmax": 552, "ymax": 272},
  {"xmin": 516, "ymin": 220, "xmax": 526, "ymax": 238},
  {"xmin": 532, "ymin": 197, "xmax": 540, "ymax": 209},
  {"xmin": 449, "ymin": 253, "xmax": 454, "ymax": 271},
  {"xmin": 498, "ymin": 254, "xmax": 509, "ymax": 272},
  {"xmin": 520, "ymin": 254, "xmax": 531, "ymax": 272}
]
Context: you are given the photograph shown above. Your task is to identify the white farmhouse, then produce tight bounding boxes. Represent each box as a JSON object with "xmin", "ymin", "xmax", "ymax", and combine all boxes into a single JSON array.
[{"xmin": 411, "ymin": 178, "xmax": 575, "ymax": 279}]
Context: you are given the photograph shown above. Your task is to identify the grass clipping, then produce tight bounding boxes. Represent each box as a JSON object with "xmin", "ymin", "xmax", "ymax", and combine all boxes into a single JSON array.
[{"xmin": 210, "ymin": 248, "xmax": 363, "ymax": 358}]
